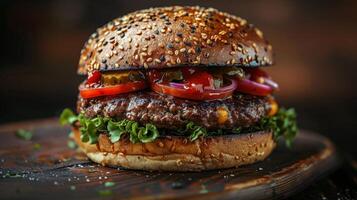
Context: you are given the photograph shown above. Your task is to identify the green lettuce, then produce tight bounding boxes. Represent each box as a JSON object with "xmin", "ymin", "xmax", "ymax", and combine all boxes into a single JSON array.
[
  {"xmin": 225, "ymin": 108, "xmax": 298, "ymax": 147},
  {"xmin": 60, "ymin": 108, "xmax": 159, "ymax": 144},
  {"xmin": 60, "ymin": 108, "xmax": 297, "ymax": 146}
]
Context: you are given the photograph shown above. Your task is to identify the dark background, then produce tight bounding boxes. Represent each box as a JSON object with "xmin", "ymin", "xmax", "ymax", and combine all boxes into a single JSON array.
[{"xmin": 1, "ymin": 0, "xmax": 356, "ymax": 157}]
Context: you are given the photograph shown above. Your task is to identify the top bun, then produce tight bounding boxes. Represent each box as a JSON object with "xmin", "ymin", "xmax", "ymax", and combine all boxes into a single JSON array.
[{"xmin": 78, "ymin": 6, "xmax": 273, "ymax": 75}]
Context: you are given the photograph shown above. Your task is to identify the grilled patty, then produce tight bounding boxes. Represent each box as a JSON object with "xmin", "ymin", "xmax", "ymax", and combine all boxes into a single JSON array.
[{"xmin": 77, "ymin": 92, "xmax": 271, "ymax": 130}]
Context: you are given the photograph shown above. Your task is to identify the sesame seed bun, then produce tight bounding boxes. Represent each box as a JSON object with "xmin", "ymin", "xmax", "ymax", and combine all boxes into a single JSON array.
[
  {"xmin": 78, "ymin": 6, "xmax": 273, "ymax": 75},
  {"xmin": 72, "ymin": 127, "xmax": 276, "ymax": 171}
]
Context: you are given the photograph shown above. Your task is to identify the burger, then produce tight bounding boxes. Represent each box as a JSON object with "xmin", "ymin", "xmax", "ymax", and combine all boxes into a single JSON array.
[{"xmin": 60, "ymin": 6, "xmax": 297, "ymax": 171}]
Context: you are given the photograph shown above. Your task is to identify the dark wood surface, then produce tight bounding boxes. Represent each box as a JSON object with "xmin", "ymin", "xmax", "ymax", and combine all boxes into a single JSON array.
[{"xmin": 0, "ymin": 119, "xmax": 341, "ymax": 200}]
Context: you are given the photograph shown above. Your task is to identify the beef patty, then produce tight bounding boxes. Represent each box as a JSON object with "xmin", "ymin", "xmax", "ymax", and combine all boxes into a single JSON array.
[{"xmin": 77, "ymin": 91, "xmax": 271, "ymax": 130}]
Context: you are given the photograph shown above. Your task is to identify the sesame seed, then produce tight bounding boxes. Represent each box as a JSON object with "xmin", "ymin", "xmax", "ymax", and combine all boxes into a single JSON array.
[
  {"xmin": 159, "ymin": 55, "xmax": 166, "ymax": 61},
  {"xmin": 184, "ymin": 41, "xmax": 192, "ymax": 46},
  {"xmin": 146, "ymin": 58, "xmax": 153, "ymax": 62},
  {"xmin": 154, "ymin": 58, "xmax": 161, "ymax": 63},
  {"xmin": 167, "ymin": 43, "xmax": 174, "ymax": 49},
  {"xmin": 218, "ymin": 31, "xmax": 226, "ymax": 35},
  {"xmin": 174, "ymin": 50, "xmax": 179, "ymax": 55},
  {"xmin": 179, "ymin": 48, "xmax": 186, "ymax": 53},
  {"xmin": 201, "ymin": 33, "xmax": 207, "ymax": 39},
  {"xmin": 143, "ymin": 62, "xmax": 148, "ymax": 68},
  {"xmin": 136, "ymin": 31, "xmax": 142, "ymax": 35}
]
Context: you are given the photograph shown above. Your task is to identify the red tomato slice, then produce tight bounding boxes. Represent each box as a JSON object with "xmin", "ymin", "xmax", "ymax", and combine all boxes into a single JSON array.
[
  {"xmin": 79, "ymin": 81, "xmax": 147, "ymax": 99},
  {"xmin": 87, "ymin": 70, "xmax": 102, "ymax": 84},
  {"xmin": 185, "ymin": 71, "xmax": 214, "ymax": 89},
  {"xmin": 235, "ymin": 78, "xmax": 273, "ymax": 96},
  {"xmin": 150, "ymin": 79, "xmax": 237, "ymax": 101}
]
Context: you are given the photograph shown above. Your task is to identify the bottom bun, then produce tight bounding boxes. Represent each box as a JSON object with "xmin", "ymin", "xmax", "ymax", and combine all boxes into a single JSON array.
[{"xmin": 73, "ymin": 128, "xmax": 276, "ymax": 171}]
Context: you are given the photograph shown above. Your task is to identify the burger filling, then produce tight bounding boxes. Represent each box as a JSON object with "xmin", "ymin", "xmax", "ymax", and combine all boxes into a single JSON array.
[{"xmin": 61, "ymin": 67, "xmax": 297, "ymax": 146}]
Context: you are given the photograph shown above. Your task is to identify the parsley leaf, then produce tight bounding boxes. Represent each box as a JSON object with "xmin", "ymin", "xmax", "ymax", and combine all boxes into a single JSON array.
[
  {"xmin": 67, "ymin": 140, "xmax": 77, "ymax": 149},
  {"xmin": 60, "ymin": 108, "xmax": 78, "ymax": 125},
  {"xmin": 98, "ymin": 189, "xmax": 112, "ymax": 196},
  {"xmin": 16, "ymin": 129, "xmax": 32, "ymax": 140},
  {"xmin": 104, "ymin": 181, "xmax": 115, "ymax": 187},
  {"xmin": 33, "ymin": 143, "xmax": 41, "ymax": 150}
]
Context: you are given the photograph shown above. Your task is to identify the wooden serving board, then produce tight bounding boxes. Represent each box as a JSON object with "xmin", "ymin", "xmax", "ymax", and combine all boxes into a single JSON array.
[{"xmin": 0, "ymin": 119, "xmax": 340, "ymax": 200}]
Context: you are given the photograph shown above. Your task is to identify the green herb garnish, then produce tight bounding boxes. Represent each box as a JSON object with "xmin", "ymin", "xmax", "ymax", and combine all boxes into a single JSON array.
[
  {"xmin": 104, "ymin": 181, "xmax": 115, "ymax": 187},
  {"xmin": 60, "ymin": 108, "xmax": 78, "ymax": 125},
  {"xmin": 260, "ymin": 108, "xmax": 298, "ymax": 147},
  {"xmin": 98, "ymin": 189, "xmax": 112, "ymax": 196},
  {"xmin": 33, "ymin": 143, "xmax": 41, "ymax": 150},
  {"xmin": 67, "ymin": 140, "xmax": 77, "ymax": 149},
  {"xmin": 70, "ymin": 185, "xmax": 76, "ymax": 191},
  {"xmin": 3, "ymin": 172, "xmax": 22, "ymax": 178},
  {"xmin": 16, "ymin": 129, "xmax": 32, "ymax": 141}
]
